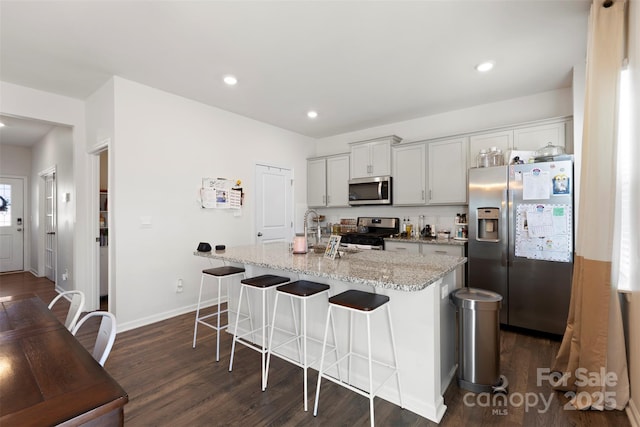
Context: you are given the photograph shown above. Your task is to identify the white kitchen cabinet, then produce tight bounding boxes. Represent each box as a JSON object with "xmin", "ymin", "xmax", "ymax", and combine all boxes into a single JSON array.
[
  {"xmin": 428, "ymin": 137, "xmax": 467, "ymax": 204},
  {"xmin": 350, "ymin": 135, "xmax": 401, "ymax": 178},
  {"xmin": 513, "ymin": 121, "xmax": 566, "ymax": 151},
  {"xmin": 468, "ymin": 130, "xmax": 513, "ymax": 166},
  {"xmin": 385, "ymin": 240, "xmax": 421, "ymax": 254},
  {"xmin": 392, "ymin": 143, "xmax": 426, "ymax": 205},
  {"xmin": 422, "ymin": 243, "xmax": 465, "ymax": 289},
  {"xmin": 307, "ymin": 157, "xmax": 327, "ymax": 207},
  {"xmin": 326, "ymin": 154, "xmax": 350, "ymax": 206},
  {"xmin": 307, "ymin": 154, "xmax": 350, "ymax": 208}
]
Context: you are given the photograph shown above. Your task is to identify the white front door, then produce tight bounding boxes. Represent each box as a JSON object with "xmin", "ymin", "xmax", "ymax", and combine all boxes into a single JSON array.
[
  {"xmin": 255, "ymin": 164, "xmax": 293, "ymax": 243},
  {"xmin": 0, "ymin": 177, "xmax": 25, "ymax": 273}
]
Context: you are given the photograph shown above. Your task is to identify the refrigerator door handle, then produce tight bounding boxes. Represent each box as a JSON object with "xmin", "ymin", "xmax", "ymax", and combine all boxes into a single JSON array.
[{"xmin": 503, "ymin": 188, "xmax": 510, "ymax": 267}]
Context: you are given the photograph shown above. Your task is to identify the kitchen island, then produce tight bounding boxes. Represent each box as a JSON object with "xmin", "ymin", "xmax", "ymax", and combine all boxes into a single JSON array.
[{"xmin": 195, "ymin": 242, "xmax": 466, "ymax": 423}]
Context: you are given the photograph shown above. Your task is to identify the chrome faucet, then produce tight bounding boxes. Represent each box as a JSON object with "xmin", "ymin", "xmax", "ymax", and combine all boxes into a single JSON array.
[{"xmin": 303, "ymin": 209, "xmax": 321, "ymax": 247}]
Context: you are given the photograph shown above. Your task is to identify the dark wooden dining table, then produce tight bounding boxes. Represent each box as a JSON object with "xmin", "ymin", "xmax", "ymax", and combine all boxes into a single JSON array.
[{"xmin": 0, "ymin": 293, "xmax": 128, "ymax": 426}]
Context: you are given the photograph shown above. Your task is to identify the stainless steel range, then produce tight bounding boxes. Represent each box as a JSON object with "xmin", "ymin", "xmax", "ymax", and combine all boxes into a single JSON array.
[{"xmin": 339, "ymin": 217, "xmax": 400, "ymax": 250}]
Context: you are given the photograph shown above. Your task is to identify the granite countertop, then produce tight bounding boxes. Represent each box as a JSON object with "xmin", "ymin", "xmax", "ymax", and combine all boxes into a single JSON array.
[
  {"xmin": 384, "ymin": 236, "xmax": 468, "ymax": 246},
  {"xmin": 194, "ymin": 242, "xmax": 466, "ymax": 292}
]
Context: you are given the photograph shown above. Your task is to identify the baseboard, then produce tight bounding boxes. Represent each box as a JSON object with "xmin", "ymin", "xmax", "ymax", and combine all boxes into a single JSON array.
[
  {"xmin": 628, "ymin": 398, "xmax": 640, "ymax": 427},
  {"xmin": 117, "ymin": 297, "xmax": 225, "ymax": 334}
]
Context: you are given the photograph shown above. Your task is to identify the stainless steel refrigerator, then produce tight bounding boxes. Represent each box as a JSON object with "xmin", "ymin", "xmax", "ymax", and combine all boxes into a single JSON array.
[{"xmin": 468, "ymin": 160, "xmax": 574, "ymax": 335}]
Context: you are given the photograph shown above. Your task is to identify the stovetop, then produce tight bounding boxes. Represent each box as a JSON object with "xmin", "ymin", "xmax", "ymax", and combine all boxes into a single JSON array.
[{"xmin": 340, "ymin": 217, "xmax": 400, "ymax": 247}]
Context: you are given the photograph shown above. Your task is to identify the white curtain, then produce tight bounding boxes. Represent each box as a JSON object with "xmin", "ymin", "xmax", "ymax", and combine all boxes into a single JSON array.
[{"xmin": 552, "ymin": 0, "xmax": 629, "ymax": 411}]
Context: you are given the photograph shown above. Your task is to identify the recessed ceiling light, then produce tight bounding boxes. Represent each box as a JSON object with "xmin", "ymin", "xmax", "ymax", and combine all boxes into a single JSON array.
[
  {"xmin": 0, "ymin": 122, "xmax": 5, "ymax": 127},
  {"xmin": 307, "ymin": 110, "xmax": 318, "ymax": 119},
  {"xmin": 223, "ymin": 75, "xmax": 238, "ymax": 86},
  {"xmin": 475, "ymin": 61, "xmax": 495, "ymax": 72}
]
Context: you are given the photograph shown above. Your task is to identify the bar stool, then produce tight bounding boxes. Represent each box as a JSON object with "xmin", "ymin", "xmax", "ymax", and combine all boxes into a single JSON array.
[
  {"xmin": 193, "ymin": 266, "xmax": 246, "ymax": 361},
  {"xmin": 313, "ymin": 289, "xmax": 403, "ymax": 427},
  {"xmin": 264, "ymin": 280, "xmax": 335, "ymax": 411},
  {"xmin": 229, "ymin": 274, "xmax": 290, "ymax": 390}
]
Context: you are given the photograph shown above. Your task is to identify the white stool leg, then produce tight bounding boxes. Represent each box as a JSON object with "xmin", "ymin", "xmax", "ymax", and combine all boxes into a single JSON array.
[
  {"xmin": 215, "ymin": 277, "xmax": 223, "ymax": 361},
  {"xmin": 264, "ymin": 291, "xmax": 281, "ymax": 390},
  {"xmin": 302, "ymin": 297, "xmax": 308, "ymax": 411},
  {"xmin": 387, "ymin": 304, "xmax": 403, "ymax": 408},
  {"xmin": 366, "ymin": 311, "xmax": 374, "ymax": 427},
  {"xmin": 192, "ymin": 274, "xmax": 206, "ymax": 348},
  {"xmin": 229, "ymin": 284, "xmax": 245, "ymax": 372},
  {"xmin": 261, "ymin": 288, "xmax": 267, "ymax": 390},
  {"xmin": 313, "ymin": 305, "xmax": 333, "ymax": 417}
]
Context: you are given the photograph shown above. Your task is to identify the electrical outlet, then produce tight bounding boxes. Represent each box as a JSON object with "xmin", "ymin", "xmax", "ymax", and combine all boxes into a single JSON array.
[
  {"xmin": 62, "ymin": 269, "xmax": 69, "ymax": 281},
  {"xmin": 176, "ymin": 279, "xmax": 184, "ymax": 293}
]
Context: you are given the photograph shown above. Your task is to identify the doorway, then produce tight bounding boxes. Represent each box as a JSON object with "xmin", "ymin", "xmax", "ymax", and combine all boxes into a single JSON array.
[
  {"xmin": 98, "ymin": 150, "xmax": 109, "ymax": 310},
  {"xmin": 0, "ymin": 177, "xmax": 26, "ymax": 273},
  {"xmin": 42, "ymin": 171, "xmax": 56, "ymax": 281},
  {"xmin": 255, "ymin": 164, "xmax": 293, "ymax": 243}
]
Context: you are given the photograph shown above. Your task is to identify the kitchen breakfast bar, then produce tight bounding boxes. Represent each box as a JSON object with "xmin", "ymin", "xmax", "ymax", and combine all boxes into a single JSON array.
[{"xmin": 195, "ymin": 242, "xmax": 466, "ymax": 423}]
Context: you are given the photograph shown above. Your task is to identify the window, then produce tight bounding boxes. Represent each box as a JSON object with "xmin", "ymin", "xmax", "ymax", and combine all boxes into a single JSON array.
[
  {"xmin": 615, "ymin": 68, "xmax": 631, "ymax": 291},
  {"xmin": 0, "ymin": 184, "xmax": 11, "ymax": 227}
]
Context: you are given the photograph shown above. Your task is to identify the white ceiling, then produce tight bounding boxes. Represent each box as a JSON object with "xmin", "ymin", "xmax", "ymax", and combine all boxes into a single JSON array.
[
  {"xmin": 0, "ymin": 115, "xmax": 56, "ymax": 147},
  {"xmin": 0, "ymin": 1, "xmax": 589, "ymax": 141}
]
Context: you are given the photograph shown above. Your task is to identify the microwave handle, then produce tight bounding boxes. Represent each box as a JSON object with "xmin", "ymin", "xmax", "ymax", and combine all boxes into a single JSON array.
[{"xmin": 378, "ymin": 182, "xmax": 383, "ymax": 200}]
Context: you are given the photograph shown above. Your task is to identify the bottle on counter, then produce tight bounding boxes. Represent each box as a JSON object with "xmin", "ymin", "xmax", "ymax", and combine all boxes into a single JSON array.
[{"xmin": 406, "ymin": 219, "xmax": 413, "ymax": 237}]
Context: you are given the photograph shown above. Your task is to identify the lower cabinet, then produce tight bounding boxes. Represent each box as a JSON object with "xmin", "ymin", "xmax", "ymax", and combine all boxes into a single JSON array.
[
  {"xmin": 385, "ymin": 241, "xmax": 466, "ymax": 288},
  {"xmin": 422, "ymin": 244, "xmax": 465, "ymax": 289},
  {"xmin": 385, "ymin": 241, "xmax": 421, "ymax": 254}
]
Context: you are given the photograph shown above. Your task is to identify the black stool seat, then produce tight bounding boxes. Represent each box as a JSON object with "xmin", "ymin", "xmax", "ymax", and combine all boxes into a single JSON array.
[
  {"xmin": 277, "ymin": 280, "xmax": 330, "ymax": 297},
  {"xmin": 329, "ymin": 290, "xmax": 389, "ymax": 311},
  {"xmin": 241, "ymin": 274, "xmax": 289, "ymax": 288},
  {"xmin": 203, "ymin": 266, "xmax": 245, "ymax": 277}
]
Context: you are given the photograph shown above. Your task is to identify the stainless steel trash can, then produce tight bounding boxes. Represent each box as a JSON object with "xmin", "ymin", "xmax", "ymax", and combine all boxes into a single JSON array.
[{"xmin": 450, "ymin": 287, "xmax": 503, "ymax": 393}]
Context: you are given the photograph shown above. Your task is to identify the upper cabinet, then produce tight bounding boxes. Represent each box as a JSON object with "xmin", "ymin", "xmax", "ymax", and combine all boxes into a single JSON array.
[
  {"xmin": 469, "ymin": 130, "xmax": 513, "ymax": 166},
  {"xmin": 307, "ymin": 154, "xmax": 350, "ymax": 208},
  {"xmin": 428, "ymin": 137, "xmax": 468, "ymax": 204},
  {"xmin": 469, "ymin": 118, "xmax": 572, "ymax": 165},
  {"xmin": 350, "ymin": 135, "xmax": 401, "ymax": 178},
  {"xmin": 326, "ymin": 155, "xmax": 350, "ymax": 207},
  {"xmin": 307, "ymin": 157, "xmax": 327, "ymax": 207},
  {"xmin": 512, "ymin": 122, "xmax": 566, "ymax": 151},
  {"xmin": 392, "ymin": 143, "xmax": 426, "ymax": 205}
]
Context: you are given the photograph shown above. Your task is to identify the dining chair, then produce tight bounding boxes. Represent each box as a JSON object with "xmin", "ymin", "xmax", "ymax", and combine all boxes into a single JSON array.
[
  {"xmin": 48, "ymin": 290, "xmax": 85, "ymax": 331},
  {"xmin": 72, "ymin": 311, "xmax": 117, "ymax": 366}
]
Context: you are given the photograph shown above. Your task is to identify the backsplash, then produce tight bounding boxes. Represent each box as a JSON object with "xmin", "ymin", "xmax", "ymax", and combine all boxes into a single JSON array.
[{"xmin": 308, "ymin": 205, "xmax": 468, "ymax": 236}]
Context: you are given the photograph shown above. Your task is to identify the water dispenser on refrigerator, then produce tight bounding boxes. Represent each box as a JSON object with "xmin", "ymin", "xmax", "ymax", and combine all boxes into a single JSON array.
[{"xmin": 476, "ymin": 208, "xmax": 500, "ymax": 242}]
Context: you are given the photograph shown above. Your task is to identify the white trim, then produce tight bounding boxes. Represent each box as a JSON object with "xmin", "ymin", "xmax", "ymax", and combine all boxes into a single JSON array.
[
  {"xmin": 117, "ymin": 300, "xmax": 221, "ymax": 334},
  {"xmin": 628, "ymin": 398, "xmax": 640, "ymax": 427}
]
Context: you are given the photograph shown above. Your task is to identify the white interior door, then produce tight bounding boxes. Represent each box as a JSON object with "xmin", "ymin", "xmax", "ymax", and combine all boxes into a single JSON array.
[
  {"xmin": 0, "ymin": 177, "xmax": 25, "ymax": 272},
  {"xmin": 44, "ymin": 173, "xmax": 56, "ymax": 281},
  {"xmin": 255, "ymin": 164, "xmax": 293, "ymax": 243}
]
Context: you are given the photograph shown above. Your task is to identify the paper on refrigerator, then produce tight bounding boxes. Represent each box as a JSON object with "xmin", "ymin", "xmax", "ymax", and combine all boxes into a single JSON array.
[{"xmin": 515, "ymin": 204, "xmax": 572, "ymax": 262}]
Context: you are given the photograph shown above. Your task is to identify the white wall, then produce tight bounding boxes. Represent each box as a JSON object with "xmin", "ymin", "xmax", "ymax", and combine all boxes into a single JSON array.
[
  {"xmin": 107, "ymin": 77, "xmax": 314, "ymax": 330},
  {"xmin": 31, "ymin": 126, "xmax": 74, "ymax": 288},
  {"xmin": 0, "ymin": 81, "xmax": 91, "ymax": 296},
  {"xmin": 0, "ymin": 144, "xmax": 31, "ymax": 176}
]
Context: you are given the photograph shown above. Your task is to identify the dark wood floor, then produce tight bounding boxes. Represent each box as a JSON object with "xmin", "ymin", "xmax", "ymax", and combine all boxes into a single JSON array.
[{"xmin": 1, "ymin": 272, "xmax": 631, "ymax": 426}]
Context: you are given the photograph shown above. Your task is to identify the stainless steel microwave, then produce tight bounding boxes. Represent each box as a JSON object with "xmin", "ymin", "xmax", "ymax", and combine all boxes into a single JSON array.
[{"xmin": 348, "ymin": 176, "xmax": 392, "ymax": 206}]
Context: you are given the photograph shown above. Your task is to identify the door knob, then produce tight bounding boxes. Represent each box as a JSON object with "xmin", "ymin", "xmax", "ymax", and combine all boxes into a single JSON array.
[{"xmin": 257, "ymin": 232, "xmax": 263, "ymax": 237}]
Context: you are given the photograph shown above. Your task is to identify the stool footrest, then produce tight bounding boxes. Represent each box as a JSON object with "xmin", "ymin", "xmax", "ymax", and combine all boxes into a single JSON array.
[{"xmin": 319, "ymin": 352, "xmax": 399, "ymax": 400}]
